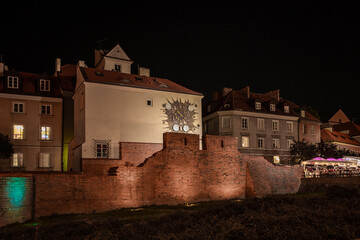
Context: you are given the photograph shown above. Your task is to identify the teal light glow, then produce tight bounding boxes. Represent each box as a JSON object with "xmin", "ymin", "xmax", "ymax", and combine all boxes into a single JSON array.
[{"xmin": 6, "ymin": 177, "xmax": 27, "ymax": 208}]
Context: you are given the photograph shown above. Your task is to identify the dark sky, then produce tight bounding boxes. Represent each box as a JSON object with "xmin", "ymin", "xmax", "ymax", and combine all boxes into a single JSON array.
[{"xmin": 1, "ymin": 0, "xmax": 359, "ymax": 122}]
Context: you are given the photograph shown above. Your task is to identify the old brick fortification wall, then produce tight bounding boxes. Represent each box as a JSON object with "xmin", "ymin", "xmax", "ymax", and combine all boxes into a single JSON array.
[
  {"xmin": 0, "ymin": 133, "xmax": 305, "ymax": 227},
  {"xmin": 298, "ymin": 177, "xmax": 360, "ymax": 193},
  {"xmin": 244, "ymin": 155, "xmax": 303, "ymax": 197},
  {"xmin": 0, "ymin": 174, "xmax": 33, "ymax": 227}
]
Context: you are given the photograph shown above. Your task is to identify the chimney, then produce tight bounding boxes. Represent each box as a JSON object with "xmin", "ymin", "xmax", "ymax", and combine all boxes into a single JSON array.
[
  {"xmin": 55, "ymin": 58, "xmax": 61, "ymax": 73},
  {"xmin": 222, "ymin": 87, "xmax": 232, "ymax": 97},
  {"xmin": 0, "ymin": 62, "xmax": 4, "ymax": 77},
  {"xmin": 77, "ymin": 60, "xmax": 86, "ymax": 68},
  {"xmin": 94, "ymin": 49, "xmax": 104, "ymax": 67},
  {"xmin": 138, "ymin": 66, "xmax": 150, "ymax": 77},
  {"xmin": 266, "ymin": 89, "xmax": 280, "ymax": 101},
  {"xmin": 212, "ymin": 91, "xmax": 219, "ymax": 102},
  {"xmin": 245, "ymin": 86, "xmax": 250, "ymax": 98}
]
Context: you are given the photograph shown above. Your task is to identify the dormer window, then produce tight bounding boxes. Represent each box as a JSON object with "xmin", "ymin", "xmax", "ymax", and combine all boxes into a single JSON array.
[
  {"xmin": 301, "ymin": 110, "xmax": 305, "ymax": 118},
  {"xmin": 270, "ymin": 104, "xmax": 276, "ymax": 112},
  {"xmin": 40, "ymin": 79, "xmax": 50, "ymax": 91},
  {"xmin": 255, "ymin": 102, "xmax": 261, "ymax": 110},
  {"xmin": 8, "ymin": 76, "xmax": 19, "ymax": 89},
  {"xmin": 284, "ymin": 105, "xmax": 289, "ymax": 113}
]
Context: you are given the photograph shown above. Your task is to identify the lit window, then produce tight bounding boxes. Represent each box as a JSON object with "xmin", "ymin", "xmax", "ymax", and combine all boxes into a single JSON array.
[
  {"xmin": 255, "ymin": 102, "xmax": 261, "ymax": 110},
  {"xmin": 41, "ymin": 126, "xmax": 51, "ymax": 140},
  {"xmin": 257, "ymin": 138, "xmax": 264, "ymax": 148},
  {"xmin": 270, "ymin": 104, "xmax": 276, "ymax": 111},
  {"xmin": 286, "ymin": 121, "xmax": 293, "ymax": 133},
  {"xmin": 241, "ymin": 117, "xmax": 249, "ymax": 129},
  {"xmin": 272, "ymin": 120, "xmax": 279, "ymax": 131},
  {"xmin": 39, "ymin": 153, "xmax": 51, "ymax": 168},
  {"xmin": 41, "ymin": 104, "xmax": 52, "ymax": 115},
  {"xmin": 222, "ymin": 116, "xmax": 231, "ymax": 129},
  {"xmin": 242, "ymin": 136, "xmax": 249, "ymax": 148},
  {"xmin": 12, "ymin": 153, "xmax": 23, "ymax": 167},
  {"xmin": 257, "ymin": 118, "xmax": 265, "ymax": 130},
  {"xmin": 13, "ymin": 102, "xmax": 24, "ymax": 113},
  {"xmin": 40, "ymin": 79, "xmax": 50, "ymax": 91},
  {"xmin": 13, "ymin": 125, "xmax": 24, "ymax": 139},
  {"xmin": 311, "ymin": 125, "xmax": 315, "ymax": 135},
  {"xmin": 284, "ymin": 106, "xmax": 289, "ymax": 113},
  {"xmin": 273, "ymin": 156, "xmax": 280, "ymax": 164},
  {"xmin": 272, "ymin": 138, "xmax": 280, "ymax": 149},
  {"xmin": 8, "ymin": 76, "xmax": 19, "ymax": 89}
]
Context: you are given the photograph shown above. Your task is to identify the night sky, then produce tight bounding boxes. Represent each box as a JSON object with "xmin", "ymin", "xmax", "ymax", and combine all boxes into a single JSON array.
[{"xmin": 1, "ymin": 1, "xmax": 359, "ymax": 122}]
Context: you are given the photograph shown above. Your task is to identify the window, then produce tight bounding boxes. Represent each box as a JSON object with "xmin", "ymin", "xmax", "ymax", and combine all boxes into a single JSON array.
[
  {"xmin": 284, "ymin": 106, "xmax": 289, "ymax": 113},
  {"xmin": 286, "ymin": 121, "xmax": 293, "ymax": 133},
  {"xmin": 255, "ymin": 102, "xmax": 261, "ymax": 110},
  {"xmin": 287, "ymin": 139, "xmax": 294, "ymax": 149},
  {"xmin": 302, "ymin": 124, "xmax": 307, "ymax": 134},
  {"xmin": 311, "ymin": 125, "xmax": 315, "ymax": 135},
  {"xmin": 222, "ymin": 116, "xmax": 231, "ymax": 129},
  {"xmin": 272, "ymin": 138, "xmax": 280, "ymax": 149},
  {"xmin": 93, "ymin": 140, "xmax": 111, "ymax": 158},
  {"xmin": 242, "ymin": 136, "xmax": 249, "ymax": 148},
  {"xmin": 41, "ymin": 126, "xmax": 51, "ymax": 140},
  {"xmin": 41, "ymin": 104, "xmax": 52, "ymax": 115},
  {"xmin": 40, "ymin": 79, "xmax": 50, "ymax": 91},
  {"xmin": 8, "ymin": 76, "xmax": 19, "ymax": 89},
  {"xmin": 270, "ymin": 104, "xmax": 276, "ymax": 111},
  {"xmin": 146, "ymin": 99, "xmax": 153, "ymax": 106},
  {"xmin": 13, "ymin": 102, "xmax": 24, "ymax": 113},
  {"xmin": 114, "ymin": 64, "xmax": 121, "ymax": 72},
  {"xmin": 301, "ymin": 110, "xmax": 305, "ymax": 118},
  {"xmin": 39, "ymin": 153, "xmax": 51, "ymax": 168},
  {"xmin": 257, "ymin": 118, "xmax": 265, "ymax": 130},
  {"xmin": 272, "ymin": 120, "xmax": 279, "ymax": 131},
  {"xmin": 257, "ymin": 138, "xmax": 264, "ymax": 148},
  {"xmin": 241, "ymin": 117, "xmax": 249, "ymax": 129},
  {"xmin": 12, "ymin": 153, "xmax": 23, "ymax": 167},
  {"xmin": 13, "ymin": 125, "xmax": 24, "ymax": 139}
]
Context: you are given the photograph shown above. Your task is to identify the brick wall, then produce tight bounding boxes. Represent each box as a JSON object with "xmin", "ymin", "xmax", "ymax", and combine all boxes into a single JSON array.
[
  {"xmin": 243, "ymin": 154, "xmax": 303, "ymax": 197},
  {"xmin": 120, "ymin": 142, "xmax": 163, "ymax": 166},
  {"xmin": 0, "ymin": 174, "xmax": 33, "ymax": 227}
]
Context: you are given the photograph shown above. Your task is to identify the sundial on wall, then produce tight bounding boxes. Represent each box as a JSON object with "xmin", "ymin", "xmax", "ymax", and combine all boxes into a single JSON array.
[{"xmin": 162, "ymin": 98, "xmax": 198, "ymax": 133}]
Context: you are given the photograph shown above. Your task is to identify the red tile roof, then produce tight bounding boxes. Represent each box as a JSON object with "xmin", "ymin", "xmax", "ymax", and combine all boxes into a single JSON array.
[
  {"xmin": 207, "ymin": 87, "xmax": 321, "ymax": 122},
  {"xmin": 80, "ymin": 67, "xmax": 202, "ymax": 96},
  {"xmin": 321, "ymin": 129, "xmax": 360, "ymax": 146},
  {"xmin": 332, "ymin": 122, "xmax": 360, "ymax": 136},
  {"xmin": 57, "ymin": 64, "xmax": 76, "ymax": 92}
]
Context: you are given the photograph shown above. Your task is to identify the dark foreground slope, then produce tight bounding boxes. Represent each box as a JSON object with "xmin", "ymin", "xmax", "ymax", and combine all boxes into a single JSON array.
[{"xmin": 1, "ymin": 186, "xmax": 360, "ymax": 240}]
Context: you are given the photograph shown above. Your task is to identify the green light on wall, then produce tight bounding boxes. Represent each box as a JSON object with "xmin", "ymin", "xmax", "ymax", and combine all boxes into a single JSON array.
[
  {"xmin": 6, "ymin": 177, "xmax": 27, "ymax": 208},
  {"xmin": 62, "ymin": 144, "xmax": 68, "ymax": 171}
]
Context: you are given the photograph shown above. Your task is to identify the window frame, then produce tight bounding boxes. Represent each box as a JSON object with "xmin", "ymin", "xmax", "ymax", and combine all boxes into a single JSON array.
[
  {"xmin": 13, "ymin": 102, "xmax": 25, "ymax": 113},
  {"xmin": 270, "ymin": 104, "xmax": 276, "ymax": 112},
  {"xmin": 11, "ymin": 153, "xmax": 24, "ymax": 167},
  {"xmin": 221, "ymin": 116, "xmax": 231, "ymax": 129},
  {"xmin": 114, "ymin": 64, "xmax": 121, "ymax": 72},
  {"xmin": 287, "ymin": 139, "xmax": 294, "ymax": 149},
  {"xmin": 272, "ymin": 138, "xmax": 280, "ymax": 149},
  {"xmin": 13, "ymin": 124, "xmax": 24, "ymax": 140},
  {"xmin": 41, "ymin": 104, "xmax": 52, "ymax": 115},
  {"xmin": 257, "ymin": 137, "xmax": 265, "ymax": 148},
  {"xmin": 311, "ymin": 125, "xmax": 315, "ymax": 135},
  {"xmin": 146, "ymin": 99, "xmax": 153, "ymax": 107},
  {"xmin": 255, "ymin": 102, "xmax": 261, "ymax": 110},
  {"xmin": 241, "ymin": 117, "xmax": 249, "ymax": 130},
  {"xmin": 257, "ymin": 118, "xmax": 265, "ymax": 130},
  {"xmin": 284, "ymin": 105, "xmax": 289, "ymax": 113},
  {"xmin": 272, "ymin": 120, "xmax": 279, "ymax": 132},
  {"xmin": 39, "ymin": 153, "xmax": 51, "ymax": 168},
  {"xmin": 7, "ymin": 76, "xmax": 19, "ymax": 89},
  {"xmin": 286, "ymin": 121, "xmax": 293, "ymax": 133},
  {"xmin": 241, "ymin": 136, "xmax": 249, "ymax": 148},
  {"xmin": 39, "ymin": 79, "xmax": 51, "ymax": 92},
  {"xmin": 40, "ymin": 126, "xmax": 52, "ymax": 141}
]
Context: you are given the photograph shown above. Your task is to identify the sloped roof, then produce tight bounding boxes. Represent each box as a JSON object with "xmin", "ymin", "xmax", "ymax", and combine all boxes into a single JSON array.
[
  {"xmin": 333, "ymin": 122, "xmax": 360, "ymax": 136},
  {"xmin": 207, "ymin": 87, "xmax": 321, "ymax": 122},
  {"xmin": 80, "ymin": 67, "xmax": 202, "ymax": 96},
  {"xmin": 0, "ymin": 70, "xmax": 62, "ymax": 97},
  {"xmin": 57, "ymin": 64, "xmax": 76, "ymax": 92},
  {"xmin": 321, "ymin": 129, "xmax": 360, "ymax": 146}
]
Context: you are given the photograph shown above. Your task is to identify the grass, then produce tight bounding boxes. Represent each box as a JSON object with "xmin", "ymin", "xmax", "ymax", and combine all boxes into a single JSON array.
[{"xmin": 1, "ymin": 187, "xmax": 360, "ymax": 239}]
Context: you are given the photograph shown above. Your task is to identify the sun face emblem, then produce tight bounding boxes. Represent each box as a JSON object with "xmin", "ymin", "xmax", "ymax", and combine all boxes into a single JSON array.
[{"xmin": 162, "ymin": 98, "xmax": 198, "ymax": 133}]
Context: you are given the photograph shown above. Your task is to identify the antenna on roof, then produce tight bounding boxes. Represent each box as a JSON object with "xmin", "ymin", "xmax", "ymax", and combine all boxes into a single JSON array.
[{"xmin": 96, "ymin": 39, "xmax": 107, "ymax": 49}]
